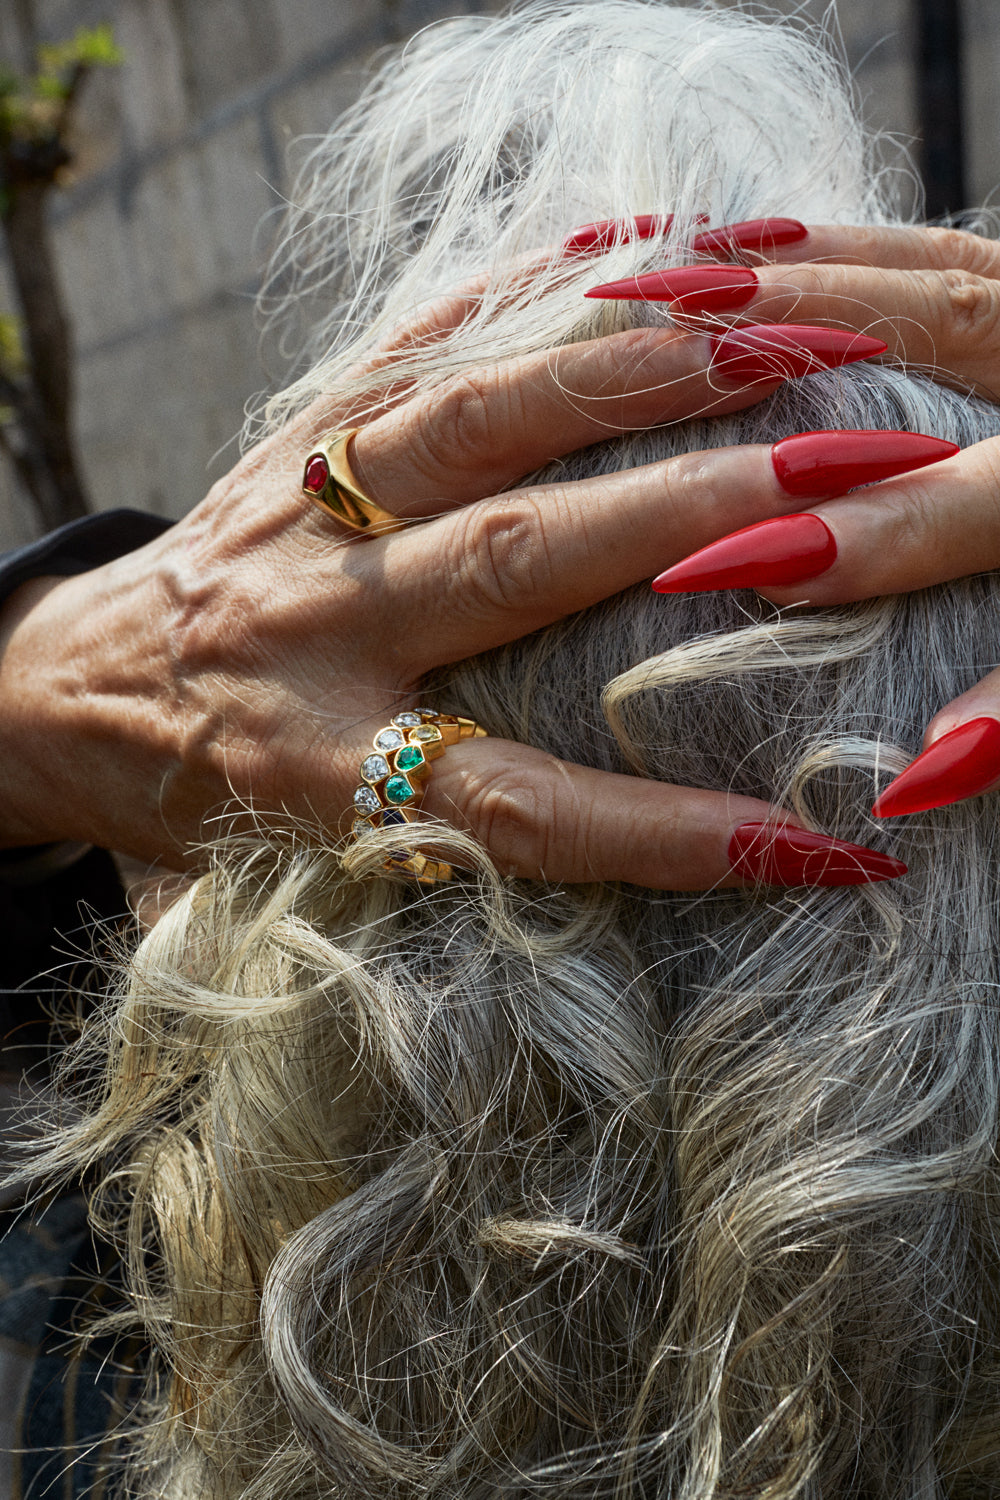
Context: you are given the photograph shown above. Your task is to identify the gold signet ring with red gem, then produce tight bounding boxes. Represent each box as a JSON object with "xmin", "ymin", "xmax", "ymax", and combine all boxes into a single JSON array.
[
  {"xmin": 302, "ymin": 428, "xmax": 405, "ymax": 534},
  {"xmin": 350, "ymin": 709, "xmax": 488, "ymax": 885}
]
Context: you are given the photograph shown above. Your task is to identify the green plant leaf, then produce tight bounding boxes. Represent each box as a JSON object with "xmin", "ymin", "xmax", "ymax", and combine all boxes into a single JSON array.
[
  {"xmin": 38, "ymin": 24, "xmax": 123, "ymax": 77},
  {"xmin": 35, "ymin": 75, "xmax": 70, "ymax": 102},
  {"xmin": 0, "ymin": 313, "xmax": 25, "ymax": 376}
]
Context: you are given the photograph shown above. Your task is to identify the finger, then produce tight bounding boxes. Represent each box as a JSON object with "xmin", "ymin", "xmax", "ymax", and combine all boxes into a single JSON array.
[
  {"xmin": 342, "ymin": 327, "xmax": 779, "ymax": 519},
  {"xmin": 870, "ymin": 679, "xmax": 1000, "ymax": 818},
  {"xmin": 377, "ymin": 434, "xmax": 942, "ymax": 666},
  {"xmin": 422, "ymin": 736, "xmax": 905, "ymax": 888},
  {"xmin": 584, "ymin": 217, "xmax": 1000, "ymax": 274},
  {"xmin": 648, "ymin": 436, "xmax": 991, "ymax": 608},
  {"xmin": 285, "ymin": 252, "xmax": 571, "ymax": 438},
  {"xmin": 734, "ymin": 260, "xmax": 1000, "ymax": 399},
  {"xmin": 365, "ymin": 246, "xmax": 568, "ymax": 354},
  {"xmin": 741, "ymin": 223, "xmax": 1000, "ymax": 278},
  {"xmin": 592, "ymin": 260, "xmax": 1000, "ymax": 399},
  {"xmin": 297, "ymin": 244, "xmax": 608, "ymax": 437}
]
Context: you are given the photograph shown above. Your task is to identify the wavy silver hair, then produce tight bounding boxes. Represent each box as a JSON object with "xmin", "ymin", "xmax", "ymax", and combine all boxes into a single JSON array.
[{"xmin": 20, "ymin": 4, "xmax": 1000, "ymax": 1497}]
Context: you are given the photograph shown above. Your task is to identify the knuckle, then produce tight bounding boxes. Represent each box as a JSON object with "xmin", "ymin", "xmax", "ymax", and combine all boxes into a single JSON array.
[
  {"xmin": 924, "ymin": 226, "xmax": 994, "ymax": 274},
  {"xmin": 574, "ymin": 326, "xmax": 694, "ymax": 421},
  {"xmin": 605, "ymin": 326, "xmax": 693, "ymax": 393},
  {"xmin": 415, "ymin": 369, "xmax": 503, "ymax": 477},
  {"xmin": 981, "ymin": 441, "xmax": 1000, "ymax": 495},
  {"xmin": 883, "ymin": 470, "xmax": 959, "ymax": 563},
  {"xmin": 661, "ymin": 451, "xmax": 732, "ymax": 530},
  {"xmin": 603, "ymin": 325, "xmax": 671, "ymax": 370},
  {"xmin": 453, "ymin": 494, "xmax": 553, "ymax": 615},
  {"xmin": 776, "ymin": 262, "xmax": 828, "ymax": 302},
  {"xmin": 465, "ymin": 763, "xmax": 566, "ymax": 875},
  {"xmin": 474, "ymin": 771, "xmax": 545, "ymax": 849},
  {"xmin": 886, "ymin": 486, "xmax": 934, "ymax": 557},
  {"xmin": 970, "ymin": 443, "xmax": 1000, "ymax": 526},
  {"xmin": 932, "ymin": 268, "xmax": 1000, "ymax": 343}
]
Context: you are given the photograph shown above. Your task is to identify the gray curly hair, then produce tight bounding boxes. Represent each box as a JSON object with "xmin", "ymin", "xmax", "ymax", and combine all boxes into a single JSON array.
[{"xmin": 21, "ymin": 3, "xmax": 1000, "ymax": 1497}]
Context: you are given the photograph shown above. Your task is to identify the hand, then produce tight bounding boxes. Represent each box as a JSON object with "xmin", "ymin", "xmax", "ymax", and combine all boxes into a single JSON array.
[
  {"xmin": 0, "ymin": 266, "xmax": 903, "ymax": 890},
  {"xmin": 593, "ymin": 218, "xmax": 1000, "ymax": 818}
]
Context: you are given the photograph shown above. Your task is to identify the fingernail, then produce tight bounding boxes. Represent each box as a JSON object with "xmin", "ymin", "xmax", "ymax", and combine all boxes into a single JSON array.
[
  {"xmin": 771, "ymin": 430, "xmax": 960, "ymax": 499},
  {"xmin": 692, "ymin": 217, "xmax": 809, "ymax": 256},
  {"xmin": 562, "ymin": 213, "xmax": 682, "ymax": 256},
  {"xmin": 585, "ymin": 264, "xmax": 758, "ymax": 311},
  {"xmin": 712, "ymin": 324, "xmax": 887, "ymax": 386},
  {"xmin": 652, "ymin": 513, "xmax": 836, "ymax": 594},
  {"xmin": 729, "ymin": 822, "xmax": 906, "ymax": 886},
  {"xmin": 872, "ymin": 717, "xmax": 1000, "ymax": 818}
]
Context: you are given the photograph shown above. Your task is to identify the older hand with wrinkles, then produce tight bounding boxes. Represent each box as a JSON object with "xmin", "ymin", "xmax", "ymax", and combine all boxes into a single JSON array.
[
  {"xmin": 589, "ymin": 215, "xmax": 1000, "ymax": 819},
  {"xmin": 5, "ymin": 213, "xmax": 989, "ymax": 890},
  {"xmin": 0, "ymin": 235, "xmax": 905, "ymax": 893}
]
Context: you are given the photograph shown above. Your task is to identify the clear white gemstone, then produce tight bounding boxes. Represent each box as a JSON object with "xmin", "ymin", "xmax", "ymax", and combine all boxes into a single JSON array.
[
  {"xmin": 392, "ymin": 711, "xmax": 422, "ymax": 727},
  {"xmin": 361, "ymin": 753, "xmax": 390, "ymax": 783},
  {"xmin": 353, "ymin": 784, "xmax": 381, "ymax": 815},
  {"xmin": 352, "ymin": 817, "xmax": 375, "ymax": 839},
  {"xmin": 374, "ymin": 728, "xmax": 405, "ymax": 752}
]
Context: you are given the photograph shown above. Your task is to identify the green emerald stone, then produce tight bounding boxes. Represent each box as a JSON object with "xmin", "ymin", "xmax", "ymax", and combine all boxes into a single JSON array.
[
  {"xmin": 384, "ymin": 774, "xmax": 415, "ymax": 805},
  {"xmin": 395, "ymin": 745, "xmax": 424, "ymax": 772}
]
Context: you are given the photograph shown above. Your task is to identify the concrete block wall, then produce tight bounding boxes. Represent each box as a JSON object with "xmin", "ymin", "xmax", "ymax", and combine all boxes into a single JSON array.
[
  {"xmin": 0, "ymin": 0, "xmax": 998, "ymax": 547},
  {"xmin": 0, "ymin": 0, "xmax": 503, "ymax": 546}
]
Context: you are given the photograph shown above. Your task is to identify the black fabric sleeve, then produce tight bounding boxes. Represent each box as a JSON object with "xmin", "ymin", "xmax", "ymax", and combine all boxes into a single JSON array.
[
  {"xmin": 0, "ymin": 509, "xmax": 173, "ymax": 1034},
  {"xmin": 0, "ymin": 508, "xmax": 171, "ymax": 599}
]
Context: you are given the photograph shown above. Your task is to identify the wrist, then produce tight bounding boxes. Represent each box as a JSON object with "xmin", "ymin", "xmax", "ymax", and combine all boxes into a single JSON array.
[{"xmin": 0, "ymin": 574, "xmax": 87, "ymax": 847}]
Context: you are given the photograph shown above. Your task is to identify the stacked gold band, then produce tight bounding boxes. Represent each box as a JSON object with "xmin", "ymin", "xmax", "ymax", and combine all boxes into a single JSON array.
[
  {"xmin": 351, "ymin": 709, "xmax": 487, "ymax": 884},
  {"xmin": 302, "ymin": 428, "xmax": 404, "ymax": 534}
]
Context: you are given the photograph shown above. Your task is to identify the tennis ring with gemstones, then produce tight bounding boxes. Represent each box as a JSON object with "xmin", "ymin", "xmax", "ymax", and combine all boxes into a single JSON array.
[
  {"xmin": 302, "ymin": 428, "xmax": 405, "ymax": 534},
  {"xmin": 351, "ymin": 709, "xmax": 488, "ymax": 884}
]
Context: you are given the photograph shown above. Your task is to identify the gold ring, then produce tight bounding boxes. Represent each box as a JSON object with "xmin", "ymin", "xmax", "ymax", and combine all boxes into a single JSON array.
[
  {"xmin": 302, "ymin": 428, "xmax": 404, "ymax": 534},
  {"xmin": 350, "ymin": 709, "xmax": 488, "ymax": 884}
]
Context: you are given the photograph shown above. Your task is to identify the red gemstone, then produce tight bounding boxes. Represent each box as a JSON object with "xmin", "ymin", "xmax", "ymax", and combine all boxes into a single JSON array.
[{"xmin": 304, "ymin": 454, "xmax": 329, "ymax": 493}]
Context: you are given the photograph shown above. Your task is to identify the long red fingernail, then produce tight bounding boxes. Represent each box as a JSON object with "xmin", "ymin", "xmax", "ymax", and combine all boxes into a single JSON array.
[
  {"xmin": 562, "ymin": 214, "xmax": 685, "ymax": 255},
  {"xmin": 771, "ymin": 430, "xmax": 960, "ymax": 498},
  {"xmin": 713, "ymin": 324, "xmax": 887, "ymax": 386},
  {"xmin": 652, "ymin": 513, "xmax": 835, "ymax": 594},
  {"xmin": 872, "ymin": 717, "xmax": 1000, "ymax": 818},
  {"xmin": 693, "ymin": 217, "xmax": 808, "ymax": 256},
  {"xmin": 585, "ymin": 264, "xmax": 758, "ymax": 311},
  {"xmin": 729, "ymin": 822, "xmax": 906, "ymax": 886}
]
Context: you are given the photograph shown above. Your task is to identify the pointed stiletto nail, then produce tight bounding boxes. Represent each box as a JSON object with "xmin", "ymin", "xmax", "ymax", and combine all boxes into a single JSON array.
[
  {"xmin": 712, "ymin": 324, "xmax": 887, "ymax": 386},
  {"xmin": 872, "ymin": 717, "xmax": 1000, "ymax": 818},
  {"xmin": 563, "ymin": 213, "xmax": 693, "ymax": 255},
  {"xmin": 771, "ymin": 430, "xmax": 960, "ymax": 499},
  {"xmin": 692, "ymin": 217, "xmax": 809, "ymax": 256},
  {"xmin": 729, "ymin": 822, "xmax": 906, "ymax": 886},
  {"xmin": 585, "ymin": 264, "xmax": 758, "ymax": 310},
  {"xmin": 652, "ymin": 513, "xmax": 836, "ymax": 594}
]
